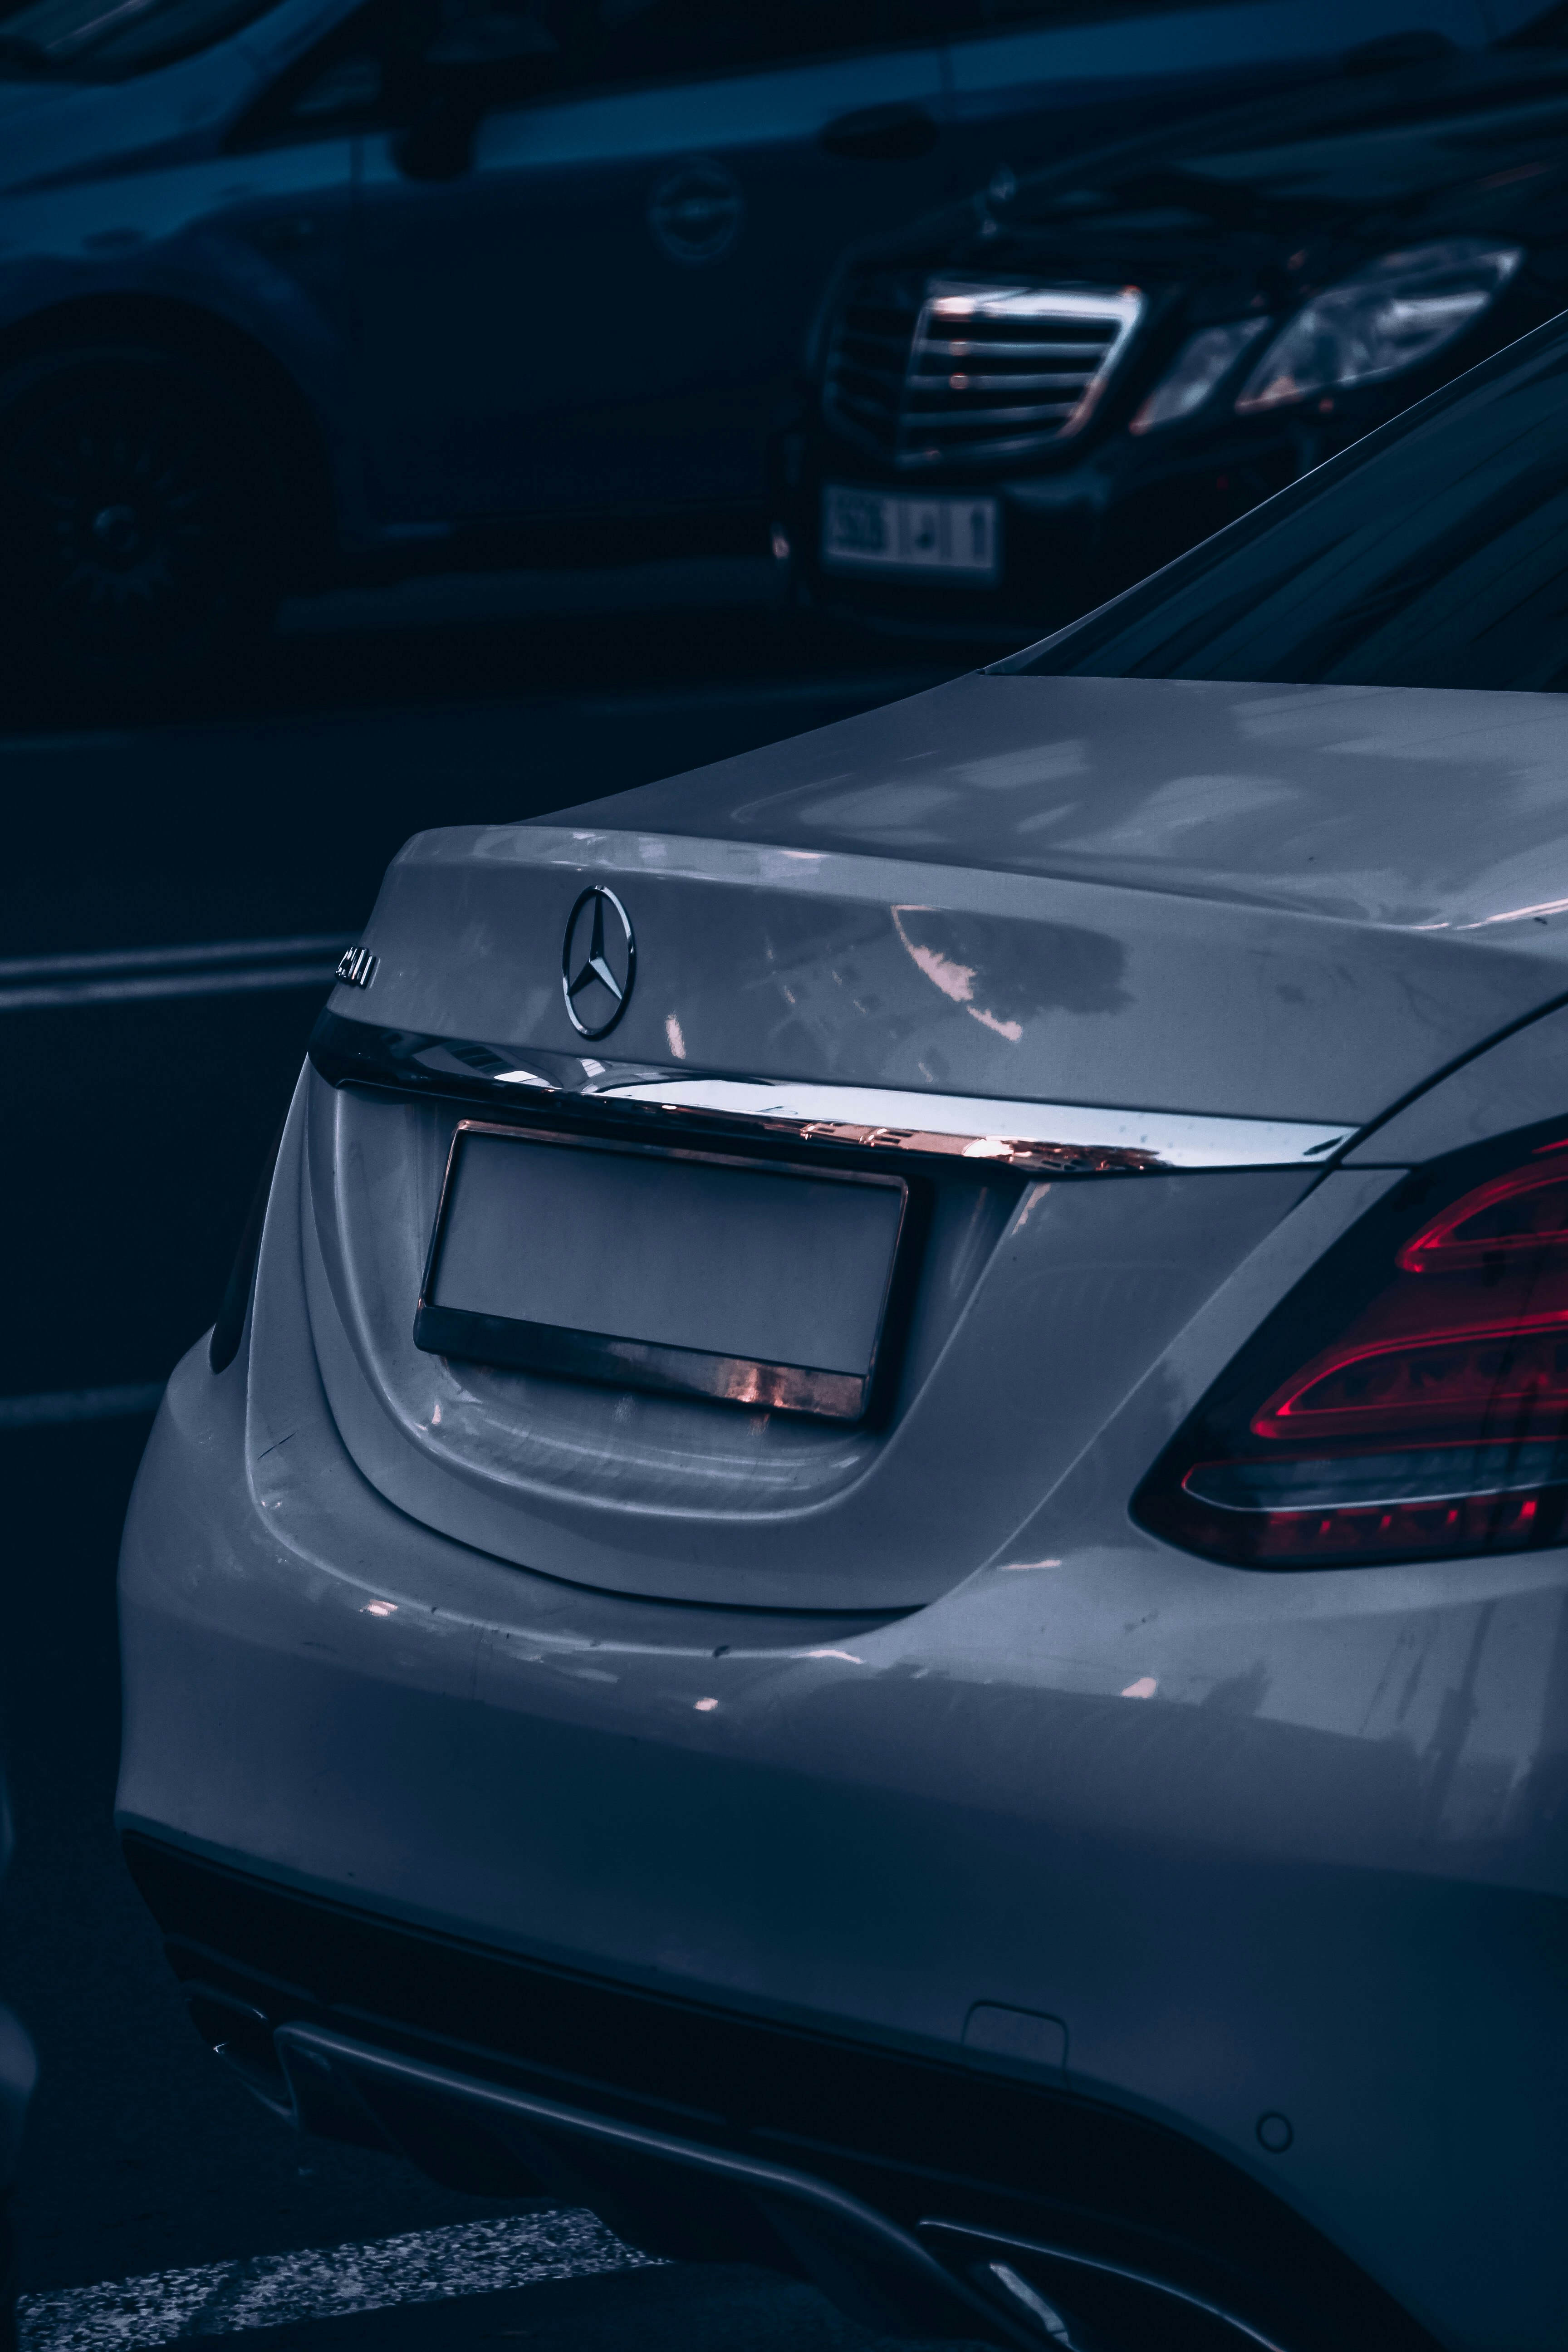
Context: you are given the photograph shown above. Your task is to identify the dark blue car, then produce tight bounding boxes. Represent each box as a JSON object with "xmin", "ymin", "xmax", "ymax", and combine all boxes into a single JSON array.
[{"xmin": 0, "ymin": 0, "xmax": 1514, "ymax": 695}]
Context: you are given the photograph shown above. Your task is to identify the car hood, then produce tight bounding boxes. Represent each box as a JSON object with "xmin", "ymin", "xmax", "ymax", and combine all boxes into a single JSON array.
[
  {"xmin": 853, "ymin": 49, "xmax": 1568, "ymax": 293},
  {"xmin": 0, "ymin": 39, "xmax": 260, "ymax": 194}
]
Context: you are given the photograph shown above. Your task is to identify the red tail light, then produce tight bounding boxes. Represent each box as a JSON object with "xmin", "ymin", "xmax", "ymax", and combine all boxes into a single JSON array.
[
  {"xmin": 1135, "ymin": 1144, "xmax": 1568, "ymax": 1568},
  {"xmin": 1396, "ymin": 1152, "xmax": 1568, "ymax": 1272}
]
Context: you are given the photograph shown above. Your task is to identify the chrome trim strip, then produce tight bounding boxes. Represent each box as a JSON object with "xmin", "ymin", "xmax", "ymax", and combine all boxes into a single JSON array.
[
  {"xmin": 596, "ymin": 1075, "xmax": 1351, "ymax": 1173},
  {"xmin": 310, "ymin": 1013, "xmax": 1355, "ymax": 1176}
]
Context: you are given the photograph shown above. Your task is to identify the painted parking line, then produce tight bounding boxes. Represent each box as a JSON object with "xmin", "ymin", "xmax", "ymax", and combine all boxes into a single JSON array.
[
  {"xmin": 0, "ymin": 1383, "xmax": 167, "ymax": 1431},
  {"xmin": 0, "ymin": 935, "xmax": 351, "ymax": 979},
  {"xmin": 19, "ymin": 2210, "xmax": 660, "ymax": 2352},
  {"xmin": 0, "ymin": 935, "xmax": 352, "ymax": 1014},
  {"xmin": 0, "ymin": 965, "xmax": 347, "ymax": 1014}
]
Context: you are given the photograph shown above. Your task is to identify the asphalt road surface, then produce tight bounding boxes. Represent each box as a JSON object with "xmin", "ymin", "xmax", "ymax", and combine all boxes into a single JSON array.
[{"xmin": 0, "ymin": 562, "xmax": 989, "ymax": 2352}]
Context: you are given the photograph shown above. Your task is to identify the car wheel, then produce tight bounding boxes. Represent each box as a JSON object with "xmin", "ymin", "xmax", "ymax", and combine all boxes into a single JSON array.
[{"xmin": 0, "ymin": 344, "xmax": 284, "ymax": 706}]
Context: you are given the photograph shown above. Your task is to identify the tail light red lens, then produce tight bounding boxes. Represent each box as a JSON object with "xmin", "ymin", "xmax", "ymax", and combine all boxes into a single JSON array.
[
  {"xmin": 1135, "ymin": 1142, "xmax": 1568, "ymax": 1568},
  {"xmin": 1396, "ymin": 1154, "xmax": 1568, "ymax": 1272}
]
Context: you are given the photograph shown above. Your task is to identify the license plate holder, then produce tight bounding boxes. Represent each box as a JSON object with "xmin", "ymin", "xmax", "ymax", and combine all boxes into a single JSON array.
[
  {"xmin": 821, "ymin": 484, "xmax": 1001, "ymax": 583},
  {"xmin": 414, "ymin": 1122, "xmax": 910, "ymax": 1423}
]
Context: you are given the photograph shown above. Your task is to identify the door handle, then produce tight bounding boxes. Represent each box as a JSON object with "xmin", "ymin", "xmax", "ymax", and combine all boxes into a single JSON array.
[{"xmin": 819, "ymin": 102, "xmax": 938, "ymax": 162}]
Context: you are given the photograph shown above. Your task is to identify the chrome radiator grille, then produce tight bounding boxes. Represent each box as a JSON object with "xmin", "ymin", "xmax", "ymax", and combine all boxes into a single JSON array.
[{"xmin": 824, "ymin": 275, "xmax": 1145, "ymax": 468}]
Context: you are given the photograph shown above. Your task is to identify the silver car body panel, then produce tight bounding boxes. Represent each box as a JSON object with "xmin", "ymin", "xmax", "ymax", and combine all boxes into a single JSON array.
[
  {"xmin": 1348, "ymin": 995, "xmax": 1568, "ymax": 1165},
  {"xmin": 119, "ymin": 671, "xmax": 1568, "ymax": 2352}
]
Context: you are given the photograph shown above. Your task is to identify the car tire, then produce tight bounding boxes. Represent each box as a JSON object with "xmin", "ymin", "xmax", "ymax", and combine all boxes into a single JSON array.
[{"xmin": 0, "ymin": 343, "xmax": 285, "ymax": 706}]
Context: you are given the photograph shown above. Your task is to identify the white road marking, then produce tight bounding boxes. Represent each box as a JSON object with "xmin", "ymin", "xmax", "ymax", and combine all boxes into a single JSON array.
[
  {"xmin": 19, "ymin": 2209, "xmax": 660, "ymax": 2351},
  {"xmin": 0, "ymin": 936, "xmax": 351, "ymax": 1015},
  {"xmin": 0, "ymin": 936, "xmax": 351, "ymax": 983},
  {"xmin": 0, "ymin": 1383, "xmax": 166, "ymax": 1431},
  {"xmin": 0, "ymin": 967, "xmax": 344, "ymax": 1014}
]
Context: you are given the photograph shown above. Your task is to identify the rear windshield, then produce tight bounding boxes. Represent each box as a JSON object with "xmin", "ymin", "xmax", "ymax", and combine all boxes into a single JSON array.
[{"xmin": 1004, "ymin": 314, "xmax": 1568, "ymax": 695}]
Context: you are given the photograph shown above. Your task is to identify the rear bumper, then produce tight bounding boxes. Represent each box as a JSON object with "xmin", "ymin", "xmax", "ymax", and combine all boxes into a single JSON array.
[
  {"xmin": 115, "ymin": 1176, "xmax": 1568, "ymax": 2352},
  {"xmin": 126, "ymin": 1833, "xmax": 1426, "ymax": 2352}
]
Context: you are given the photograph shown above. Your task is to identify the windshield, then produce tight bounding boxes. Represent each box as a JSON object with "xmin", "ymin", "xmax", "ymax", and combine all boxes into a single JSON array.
[
  {"xmin": 0, "ymin": 0, "xmax": 284, "ymax": 78},
  {"xmin": 1004, "ymin": 314, "xmax": 1568, "ymax": 694}
]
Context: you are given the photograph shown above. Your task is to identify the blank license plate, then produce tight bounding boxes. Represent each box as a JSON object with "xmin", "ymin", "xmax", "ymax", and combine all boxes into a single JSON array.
[
  {"xmin": 415, "ymin": 1123, "xmax": 908, "ymax": 1421},
  {"xmin": 821, "ymin": 485, "xmax": 1000, "ymax": 582}
]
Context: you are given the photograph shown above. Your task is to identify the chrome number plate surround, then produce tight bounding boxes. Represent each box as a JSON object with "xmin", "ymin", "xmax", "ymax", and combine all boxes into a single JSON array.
[
  {"xmin": 414, "ymin": 1120, "xmax": 911, "ymax": 1423},
  {"xmin": 821, "ymin": 484, "xmax": 1000, "ymax": 583}
]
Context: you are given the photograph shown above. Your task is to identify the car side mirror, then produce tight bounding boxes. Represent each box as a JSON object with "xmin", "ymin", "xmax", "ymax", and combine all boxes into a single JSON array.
[
  {"xmin": 393, "ymin": 83, "xmax": 484, "ymax": 180},
  {"xmin": 392, "ymin": 17, "xmax": 553, "ymax": 181}
]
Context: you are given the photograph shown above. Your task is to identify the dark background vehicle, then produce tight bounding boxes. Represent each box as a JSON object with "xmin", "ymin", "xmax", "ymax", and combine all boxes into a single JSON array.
[
  {"xmin": 782, "ymin": 12, "xmax": 1568, "ymax": 642},
  {"xmin": 0, "ymin": 0, "xmax": 1515, "ymax": 699}
]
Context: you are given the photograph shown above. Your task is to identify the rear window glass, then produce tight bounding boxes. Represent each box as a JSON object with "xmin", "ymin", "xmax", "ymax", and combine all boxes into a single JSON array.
[{"xmin": 1004, "ymin": 316, "xmax": 1568, "ymax": 695}]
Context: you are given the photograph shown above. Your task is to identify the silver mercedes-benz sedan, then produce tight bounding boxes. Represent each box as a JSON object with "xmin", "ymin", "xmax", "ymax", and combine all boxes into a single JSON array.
[{"xmin": 118, "ymin": 309, "xmax": 1568, "ymax": 2352}]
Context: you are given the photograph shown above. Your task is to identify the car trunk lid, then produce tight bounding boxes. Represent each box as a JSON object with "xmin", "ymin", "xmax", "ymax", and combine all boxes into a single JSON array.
[{"xmin": 293, "ymin": 672, "xmax": 1568, "ymax": 1609}]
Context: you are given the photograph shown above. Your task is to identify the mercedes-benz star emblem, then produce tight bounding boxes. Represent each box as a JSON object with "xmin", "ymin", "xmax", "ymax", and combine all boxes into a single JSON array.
[{"xmin": 561, "ymin": 885, "xmax": 635, "ymax": 1040}]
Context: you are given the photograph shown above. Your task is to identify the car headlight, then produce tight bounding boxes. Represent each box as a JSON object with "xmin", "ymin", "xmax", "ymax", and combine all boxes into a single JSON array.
[
  {"xmin": 1128, "ymin": 318, "xmax": 1270, "ymax": 433},
  {"xmin": 1235, "ymin": 238, "xmax": 1523, "ymax": 414}
]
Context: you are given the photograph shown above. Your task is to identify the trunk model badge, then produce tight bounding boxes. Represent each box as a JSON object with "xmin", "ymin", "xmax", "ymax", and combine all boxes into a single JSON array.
[
  {"xmin": 562, "ymin": 886, "xmax": 636, "ymax": 1039},
  {"xmin": 335, "ymin": 944, "xmax": 377, "ymax": 989}
]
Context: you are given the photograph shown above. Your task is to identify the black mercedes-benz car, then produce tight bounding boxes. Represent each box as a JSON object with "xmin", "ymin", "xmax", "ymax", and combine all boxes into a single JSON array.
[{"xmin": 779, "ymin": 20, "xmax": 1568, "ymax": 640}]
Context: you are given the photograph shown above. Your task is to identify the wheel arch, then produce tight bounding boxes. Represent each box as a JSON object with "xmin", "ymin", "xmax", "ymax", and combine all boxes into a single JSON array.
[{"xmin": 0, "ymin": 293, "xmax": 340, "ymax": 587}]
